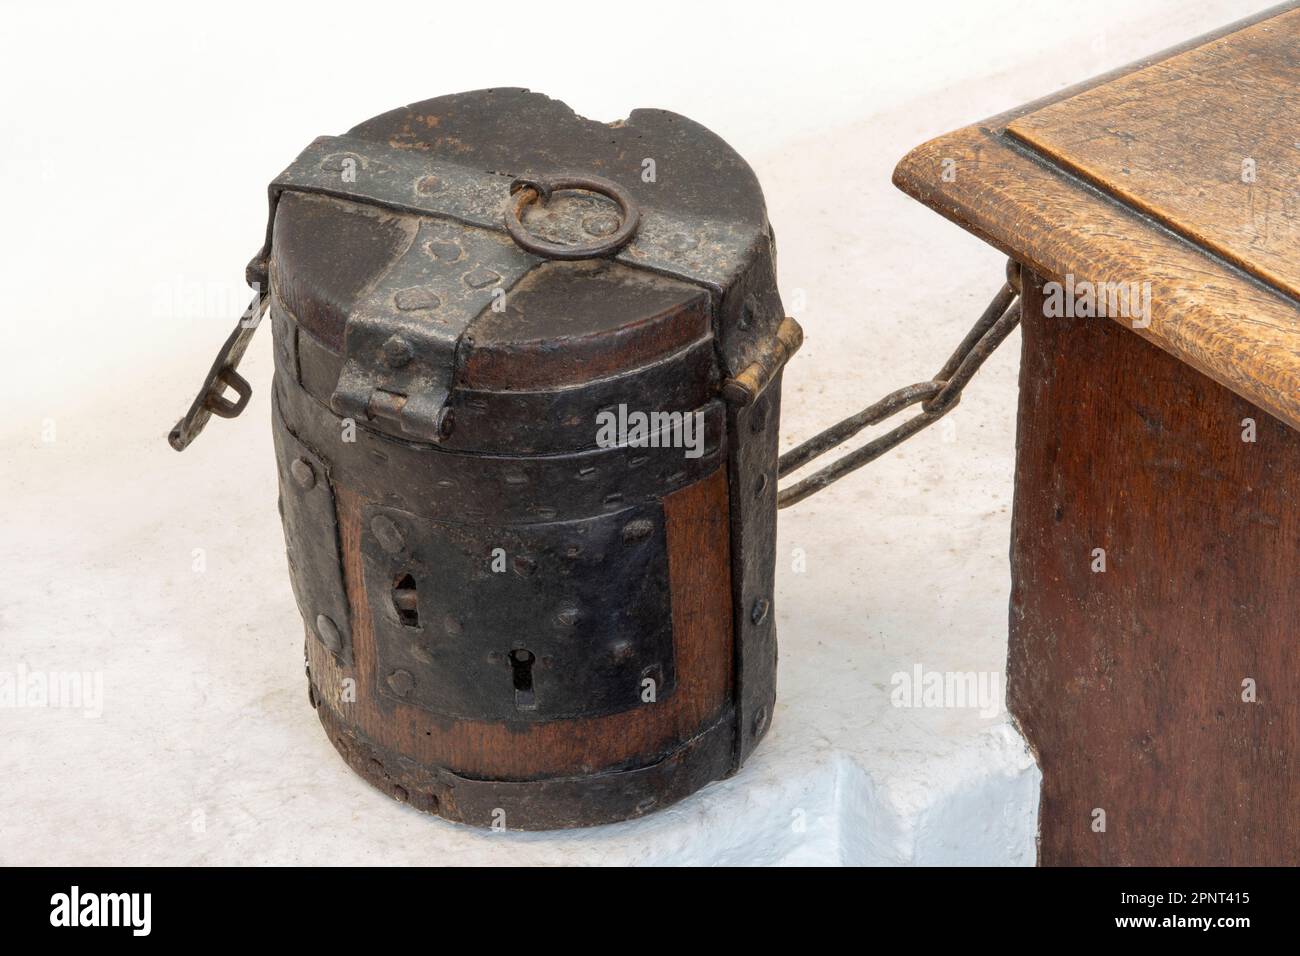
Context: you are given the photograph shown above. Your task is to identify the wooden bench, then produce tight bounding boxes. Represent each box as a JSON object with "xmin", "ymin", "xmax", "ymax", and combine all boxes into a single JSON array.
[{"xmin": 893, "ymin": 2, "xmax": 1300, "ymax": 865}]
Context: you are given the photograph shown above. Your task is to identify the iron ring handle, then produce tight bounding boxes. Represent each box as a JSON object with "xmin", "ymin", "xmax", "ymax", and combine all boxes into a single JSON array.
[{"xmin": 505, "ymin": 174, "xmax": 640, "ymax": 260}]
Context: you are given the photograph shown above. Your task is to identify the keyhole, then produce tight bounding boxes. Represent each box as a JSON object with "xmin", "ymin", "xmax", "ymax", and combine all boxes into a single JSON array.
[
  {"xmin": 510, "ymin": 649, "xmax": 536, "ymax": 711},
  {"xmin": 393, "ymin": 573, "xmax": 419, "ymax": 627}
]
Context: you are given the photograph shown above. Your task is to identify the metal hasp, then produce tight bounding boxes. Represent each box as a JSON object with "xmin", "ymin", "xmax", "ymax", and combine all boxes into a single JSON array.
[{"xmin": 170, "ymin": 89, "xmax": 798, "ymax": 829}]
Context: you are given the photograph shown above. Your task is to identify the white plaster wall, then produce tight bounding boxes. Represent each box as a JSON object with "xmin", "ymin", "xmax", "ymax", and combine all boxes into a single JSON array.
[{"xmin": 0, "ymin": 0, "xmax": 1249, "ymax": 865}]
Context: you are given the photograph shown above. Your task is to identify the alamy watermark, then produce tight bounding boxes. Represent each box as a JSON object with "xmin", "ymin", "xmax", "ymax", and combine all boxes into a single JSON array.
[
  {"xmin": 1042, "ymin": 273, "xmax": 1151, "ymax": 329},
  {"xmin": 50, "ymin": 886, "xmax": 150, "ymax": 936},
  {"xmin": 595, "ymin": 405, "xmax": 704, "ymax": 459},
  {"xmin": 0, "ymin": 663, "xmax": 103, "ymax": 718},
  {"xmin": 890, "ymin": 664, "xmax": 1002, "ymax": 718},
  {"xmin": 152, "ymin": 276, "xmax": 261, "ymax": 324}
]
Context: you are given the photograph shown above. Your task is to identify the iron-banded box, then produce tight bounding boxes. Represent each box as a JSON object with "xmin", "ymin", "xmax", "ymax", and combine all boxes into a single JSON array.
[{"xmin": 173, "ymin": 89, "xmax": 801, "ymax": 829}]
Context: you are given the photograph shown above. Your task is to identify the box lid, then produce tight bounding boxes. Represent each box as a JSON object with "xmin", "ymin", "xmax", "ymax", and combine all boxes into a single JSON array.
[
  {"xmin": 264, "ymin": 89, "xmax": 788, "ymax": 450},
  {"xmin": 893, "ymin": 3, "xmax": 1300, "ymax": 430}
]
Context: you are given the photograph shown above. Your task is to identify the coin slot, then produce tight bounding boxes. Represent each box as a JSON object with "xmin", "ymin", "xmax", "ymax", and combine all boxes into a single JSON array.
[
  {"xmin": 510, "ymin": 649, "xmax": 536, "ymax": 711},
  {"xmin": 393, "ymin": 573, "xmax": 419, "ymax": 628}
]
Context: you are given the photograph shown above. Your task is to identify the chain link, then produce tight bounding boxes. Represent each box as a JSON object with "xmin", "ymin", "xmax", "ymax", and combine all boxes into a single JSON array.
[{"xmin": 777, "ymin": 260, "xmax": 1022, "ymax": 509}]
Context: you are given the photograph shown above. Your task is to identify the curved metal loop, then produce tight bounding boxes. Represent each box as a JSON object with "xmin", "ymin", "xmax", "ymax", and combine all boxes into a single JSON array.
[
  {"xmin": 169, "ymin": 288, "xmax": 269, "ymax": 452},
  {"xmin": 505, "ymin": 174, "xmax": 641, "ymax": 260},
  {"xmin": 777, "ymin": 380, "xmax": 942, "ymax": 481},
  {"xmin": 777, "ymin": 268, "xmax": 1022, "ymax": 509},
  {"xmin": 208, "ymin": 367, "xmax": 253, "ymax": 418},
  {"xmin": 923, "ymin": 282, "xmax": 1017, "ymax": 413},
  {"xmin": 776, "ymin": 383, "xmax": 952, "ymax": 509}
]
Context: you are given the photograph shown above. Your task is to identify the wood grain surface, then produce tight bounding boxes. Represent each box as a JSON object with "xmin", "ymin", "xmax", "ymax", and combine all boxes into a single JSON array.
[
  {"xmin": 1007, "ymin": 7, "xmax": 1300, "ymax": 302},
  {"xmin": 892, "ymin": 2, "xmax": 1300, "ymax": 434},
  {"xmin": 1009, "ymin": 273, "xmax": 1300, "ymax": 865},
  {"xmin": 895, "ymin": 7, "xmax": 1300, "ymax": 864}
]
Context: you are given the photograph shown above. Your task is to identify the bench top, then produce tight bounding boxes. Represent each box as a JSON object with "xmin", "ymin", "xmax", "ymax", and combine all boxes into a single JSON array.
[{"xmin": 894, "ymin": 2, "xmax": 1300, "ymax": 430}]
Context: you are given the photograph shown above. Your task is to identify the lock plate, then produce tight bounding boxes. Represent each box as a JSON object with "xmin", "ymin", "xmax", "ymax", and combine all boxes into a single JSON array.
[{"xmin": 362, "ymin": 502, "xmax": 678, "ymax": 721}]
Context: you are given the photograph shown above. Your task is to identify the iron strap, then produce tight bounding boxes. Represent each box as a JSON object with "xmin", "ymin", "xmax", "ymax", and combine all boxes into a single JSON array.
[
  {"xmin": 777, "ymin": 259, "xmax": 1022, "ymax": 509},
  {"xmin": 168, "ymin": 289, "xmax": 269, "ymax": 452}
]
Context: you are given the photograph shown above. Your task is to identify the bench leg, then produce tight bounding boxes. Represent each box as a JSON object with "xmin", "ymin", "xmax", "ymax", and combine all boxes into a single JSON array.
[{"xmin": 1009, "ymin": 269, "xmax": 1300, "ymax": 865}]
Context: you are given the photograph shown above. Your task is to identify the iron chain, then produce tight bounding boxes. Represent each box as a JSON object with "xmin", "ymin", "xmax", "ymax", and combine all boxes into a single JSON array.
[{"xmin": 777, "ymin": 259, "xmax": 1022, "ymax": 509}]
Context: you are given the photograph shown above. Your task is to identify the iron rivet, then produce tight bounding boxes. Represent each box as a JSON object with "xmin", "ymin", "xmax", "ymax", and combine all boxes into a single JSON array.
[
  {"xmin": 739, "ymin": 296, "xmax": 756, "ymax": 331},
  {"xmin": 382, "ymin": 335, "xmax": 416, "ymax": 368},
  {"xmin": 425, "ymin": 238, "xmax": 462, "ymax": 261},
  {"xmin": 315, "ymin": 614, "xmax": 341, "ymax": 652},
  {"xmin": 464, "ymin": 267, "xmax": 501, "ymax": 289},
  {"xmin": 609, "ymin": 638, "xmax": 634, "ymax": 663},
  {"xmin": 415, "ymin": 175, "xmax": 441, "ymax": 195},
  {"xmin": 751, "ymin": 597, "xmax": 770, "ymax": 626},
  {"xmin": 753, "ymin": 705, "xmax": 769, "ymax": 735},
  {"xmin": 291, "ymin": 457, "xmax": 316, "ymax": 489},
  {"xmin": 320, "ymin": 152, "xmax": 361, "ymax": 173},
  {"xmin": 554, "ymin": 604, "xmax": 580, "ymax": 627},
  {"xmin": 394, "ymin": 288, "xmax": 440, "ymax": 312},
  {"xmin": 370, "ymin": 514, "xmax": 406, "ymax": 554},
  {"xmin": 393, "ymin": 784, "xmax": 409, "ymax": 802},
  {"xmin": 443, "ymin": 615, "xmax": 462, "ymax": 637},
  {"xmin": 386, "ymin": 669, "xmax": 415, "ymax": 697},
  {"xmin": 621, "ymin": 518, "xmax": 654, "ymax": 542},
  {"xmin": 583, "ymin": 213, "xmax": 620, "ymax": 237},
  {"xmin": 754, "ymin": 473, "xmax": 769, "ymax": 497}
]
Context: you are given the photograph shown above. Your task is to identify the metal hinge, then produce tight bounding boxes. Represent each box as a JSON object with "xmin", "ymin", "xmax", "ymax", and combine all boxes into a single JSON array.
[{"xmin": 722, "ymin": 317, "xmax": 805, "ymax": 407}]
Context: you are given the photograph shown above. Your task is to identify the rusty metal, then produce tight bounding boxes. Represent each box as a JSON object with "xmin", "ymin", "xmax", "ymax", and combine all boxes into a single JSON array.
[
  {"xmin": 723, "ymin": 317, "xmax": 805, "ymax": 407},
  {"xmin": 777, "ymin": 263, "xmax": 1022, "ymax": 509},
  {"xmin": 315, "ymin": 696, "xmax": 736, "ymax": 827},
  {"xmin": 505, "ymin": 174, "xmax": 641, "ymax": 259},
  {"xmin": 168, "ymin": 289, "xmax": 267, "ymax": 451}
]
